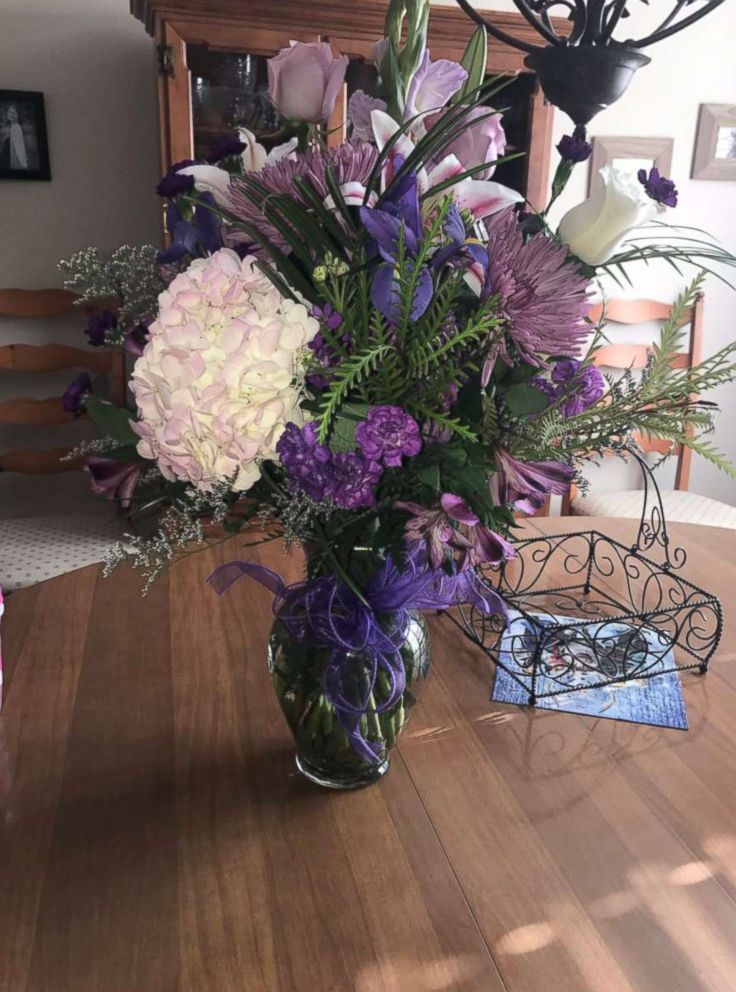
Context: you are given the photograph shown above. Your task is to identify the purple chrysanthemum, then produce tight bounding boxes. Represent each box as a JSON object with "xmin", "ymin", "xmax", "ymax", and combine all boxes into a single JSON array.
[
  {"xmin": 638, "ymin": 166, "xmax": 678, "ymax": 208},
  {"xmin": 355, "ymin": 406, "xmax": 422, "ymax": 468},
  {"xmin": 276, "ymin": 421, "xmax": 332, "ymax": 500},
  {"xmin": 227, "ymin": 140, "xmax": 378, "ymax": 255},
  {"xmin": 557, "ymin": 134, "xmax": 592, "ymax": 163},
  {"xmin": 552, "ymin": 359, "xmax": 605, "ymax": 416},
  {"xmin": 483, "ymin": 208, "xmax": 593, "ymax": 375},
  {"xmin": 85, "ymin": 309, "xmax": 117, "ymax": 347}
]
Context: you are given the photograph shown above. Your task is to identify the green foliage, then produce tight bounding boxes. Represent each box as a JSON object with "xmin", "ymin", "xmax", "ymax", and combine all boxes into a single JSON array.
[{"xmin": 86, "ymin": 396, "xmax": 139, "ymax": 444}]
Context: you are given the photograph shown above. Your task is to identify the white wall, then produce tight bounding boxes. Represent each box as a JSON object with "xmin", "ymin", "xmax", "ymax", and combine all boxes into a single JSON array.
[
  {"xmin": 434, "ymin": 0, "xmax": 736, "ymax": 504},
  {"xmin": 0, "ymin": 0, "xmax": 160, "ymax": 515}
]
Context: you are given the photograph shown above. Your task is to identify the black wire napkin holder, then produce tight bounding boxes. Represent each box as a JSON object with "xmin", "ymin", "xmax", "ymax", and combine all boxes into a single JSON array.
[{"xmin": 448, "ymin": 450, "xmax": 724, "ymax": 705}]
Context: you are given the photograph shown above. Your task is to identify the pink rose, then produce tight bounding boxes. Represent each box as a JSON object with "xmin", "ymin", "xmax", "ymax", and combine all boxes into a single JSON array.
[
  {"xmin": 429, "ymin": 106, "xmax": 507, "ymax": 180},
  {"xmin": 268, "ymin": 41, "xmax": 348, "ymax": 124}
]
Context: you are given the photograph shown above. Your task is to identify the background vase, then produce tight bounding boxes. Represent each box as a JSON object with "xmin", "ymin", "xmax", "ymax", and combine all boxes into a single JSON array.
[{"xmin": 267, "ymin": 609, "xmax": 430, "ymax": 789}]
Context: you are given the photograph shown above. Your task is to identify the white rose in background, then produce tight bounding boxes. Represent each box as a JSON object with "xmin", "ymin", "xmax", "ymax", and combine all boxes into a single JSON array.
[
  {"xmin": 130, "ymin": 248, "xmax": 318, "ymax": 493},
  {"xmin": 557, "ymin": 165, "xmax": 660, "ymax": 266}
]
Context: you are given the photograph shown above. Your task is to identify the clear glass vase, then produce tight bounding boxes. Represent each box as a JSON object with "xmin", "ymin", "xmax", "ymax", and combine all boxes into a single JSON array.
[{"xmin": 267, "ymin": 609, "xmax": 430, "ymax": 790}]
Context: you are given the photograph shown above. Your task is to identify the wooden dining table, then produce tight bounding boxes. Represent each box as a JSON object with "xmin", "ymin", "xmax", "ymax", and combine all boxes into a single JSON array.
[{"xmin": 1, "ymin": 516, "xmax": 736, "ymax": 992}]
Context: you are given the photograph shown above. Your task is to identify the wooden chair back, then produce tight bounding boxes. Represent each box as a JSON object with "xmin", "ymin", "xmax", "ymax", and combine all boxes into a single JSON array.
[
  {"xmin": 561, "ymin": 293, "xmax": 704, "ymax": 514},
  {"xmin": 0, "ymin": 288, "xmax": 125, "ymax": 474}
]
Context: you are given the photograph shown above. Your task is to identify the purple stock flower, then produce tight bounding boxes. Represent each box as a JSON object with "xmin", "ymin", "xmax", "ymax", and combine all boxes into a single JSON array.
[
  {"xmin": 208, "ymin": 134, "xmax": 246, "ymax": 163},
  {"xmin": 557, "ymin": 134, "xmax": 593, "ymax": 163},
  {"xmin": 482, "ymin": 207, "xmax": 593, "ymax": 379},
  {"xmin": 491, "ymin": 448, "xmax": 575, "ymax": 515},
  {"xmin": 552, "ymin": 359, "xmax": 605, "ymax": 416},
  {"xmin": 355, "ymin": 405, "xmax": 422, "ymax": 468},
  {"xmin": 62, "ymin": 372, "xmax": 92, "ymax": 415},
  {"xmin": 307, "ymin": 305, "xmax": 350, "ymax": 391},
  {"xmin": 124, "ymin": 323, "xmax": 150, "ymax": 357},
  {"xmin": 638, "ymin": 166, "xmax": 678, "ymax": 208},
  {"xmin": 398, "ymin": 493, "xmax": 515, "ymax": 570},
  {"xmin": 329, "ymin": 451, "xmax": 383, "ymax": 509},
  {"xmin": 156, "ymin": 160, "xmax": 196, "ymax": 198},
  {"xmin": 84, "ymin": 457, "xmax": 142, "ymax": 510},
  {"xmin": 276, "ymin": 421, "xmax": 333, "ymax": 500},
  {"xmin": 85, "ymin": 309, "xmax": 117, "ymax": 347}
]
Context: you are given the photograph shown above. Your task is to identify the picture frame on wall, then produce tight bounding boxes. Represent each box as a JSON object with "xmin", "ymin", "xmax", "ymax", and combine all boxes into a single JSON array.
[
  {"xmin": 589, "ymin": 136, "xmax": 674, "ymax": 194},
  {"xmin": 691, "ymin": 103, "xmax": 736, "ymax": 180},
  {"xmin": 0, "ymin": 89, "xmax": 51, "ymax": 181}
]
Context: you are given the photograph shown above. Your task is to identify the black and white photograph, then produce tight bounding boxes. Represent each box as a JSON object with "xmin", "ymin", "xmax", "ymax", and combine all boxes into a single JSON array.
[{"xmin": 0, "ymin": 89, "xmax": 51, "ymax": 180}]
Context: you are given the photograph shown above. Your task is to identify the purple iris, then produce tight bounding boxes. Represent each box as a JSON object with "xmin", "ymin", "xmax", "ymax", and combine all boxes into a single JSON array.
[
  {"xmin": 552, "ymin": 359, "xmax": 605, "ymax": 416},
  {"xmin": 207, "ymin": 134, "xmax": 246, "ymax": 163},
  {"xmin": 124, "ymin": 322, "xmax": 150, "ymax": 357},
  {"xmin": 85, "ymin": 309, "xmax": 117, "ymax": 347},
  {"xmin": 156, "ymin": 160, "xmax": 196, "ymax": 198},
  {"xmin": 432, "ymin": 202, "xmax": 489, "ymax": 287},
  {"xmin": 638, "ymin": 166, "xmax": 678, "ymax": 208},
  {"xmin": 359, "ymin": 166, "xmax": 432, "ymax": 323},
  {"xmin": 62, "ymin": 372, "xmax": 92, "ymax": 415},
  {"xmin": 355, "ymin": 406, "xmax": 422, "ymax": 468},
  {"xmin": 557, "ymin": 134, "xmax": 592, "ymax": 163},
  {"xmin": 158, "ymin": 193, "xmax": 222, "ymax": 264}
]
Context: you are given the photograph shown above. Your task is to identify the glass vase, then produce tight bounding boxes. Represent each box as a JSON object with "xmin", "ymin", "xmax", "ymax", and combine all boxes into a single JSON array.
[{"xmin": 267, "ymin": 609, "xmax": 430, "ymax": 790}]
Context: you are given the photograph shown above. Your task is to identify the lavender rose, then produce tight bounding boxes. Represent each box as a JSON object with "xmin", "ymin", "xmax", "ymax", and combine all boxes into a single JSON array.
[
  {"xmin": 268, "ymin": 41, "xmax": 348, "ymax": 124},
  {"xmin": 355, "ymin": 406, "xmax": 422, "ymax": 467}
]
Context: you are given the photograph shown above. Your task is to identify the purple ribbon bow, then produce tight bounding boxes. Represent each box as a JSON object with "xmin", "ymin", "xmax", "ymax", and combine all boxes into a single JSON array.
[{"xmin": 208, "ymin": 548, "xmax": 505, "ymax": 763}]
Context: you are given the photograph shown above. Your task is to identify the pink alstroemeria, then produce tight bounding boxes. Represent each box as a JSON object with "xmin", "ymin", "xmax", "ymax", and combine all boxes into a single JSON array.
[
  {"xmin": 491, "ymin": 449, "xmax": 575, "ymax": 515},
  {"xmin": 398, "ymin": 493, "xmax": 515, "ymax": 570},
  {"xmin": 370, "ymin": 110, "xmax": 523, "ymax": 223}
]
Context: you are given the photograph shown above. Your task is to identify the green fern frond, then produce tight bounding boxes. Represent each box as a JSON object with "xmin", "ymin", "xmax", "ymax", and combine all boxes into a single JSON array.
[{"xmin": 317, "ymin": 344, "xmax": 392, "ymax": 442}]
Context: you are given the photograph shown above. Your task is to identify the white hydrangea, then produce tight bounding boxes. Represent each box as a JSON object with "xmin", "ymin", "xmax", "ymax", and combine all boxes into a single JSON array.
[{"xmin": 130, "ymin": 248, "xmax": 318, "ymax": 492}]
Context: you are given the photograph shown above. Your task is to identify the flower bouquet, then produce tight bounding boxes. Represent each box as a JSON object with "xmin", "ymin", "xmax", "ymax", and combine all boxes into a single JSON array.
[{"xmin": 60, "ymin": 0, "xmax": 736, "ymax": 788}]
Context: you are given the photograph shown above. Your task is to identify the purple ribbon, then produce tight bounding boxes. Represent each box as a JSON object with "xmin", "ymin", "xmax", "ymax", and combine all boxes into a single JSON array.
[{"xmin": 208, "ymin": 549, "xmax": 506, "ymax": 763}]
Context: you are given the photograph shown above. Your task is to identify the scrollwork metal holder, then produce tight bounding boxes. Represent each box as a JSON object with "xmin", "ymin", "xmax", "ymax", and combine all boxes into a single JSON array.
[{"xmin": 450, "ymin": 450, "xmax": 723, "ymax": 706}]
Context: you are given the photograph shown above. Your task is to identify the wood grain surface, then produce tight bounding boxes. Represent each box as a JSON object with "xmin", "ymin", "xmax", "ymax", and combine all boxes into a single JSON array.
[{"xmin": 1, "ymin": 518, "xmax": 735, "ymax": 992}]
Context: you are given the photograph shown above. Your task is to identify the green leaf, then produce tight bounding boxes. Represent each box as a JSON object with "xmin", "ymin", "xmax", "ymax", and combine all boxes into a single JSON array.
[
  {"xmin": 330, "ymin": 402, "xmax": 371, "ymax": 452},
  {"xmin": 416, "ymin": 462, "xmax": 441, "ymax": 491},
  {"xmin": 505, "ymin": 363, "xmax": 540, "ymax": 385},
  {"xmin": 86, "ymin": 396, "xmax": 139, "ymax": 444},
  {"xmin": 453, "ymin": 25, "xmax": 487, "ymax": 106},
  {"xmin": 97, "ymin": 444, "xmax": 145, "ymax": 463},
  {"xmin": 505, "ymin": 383, "xmax": 550, "ymax": 416}
]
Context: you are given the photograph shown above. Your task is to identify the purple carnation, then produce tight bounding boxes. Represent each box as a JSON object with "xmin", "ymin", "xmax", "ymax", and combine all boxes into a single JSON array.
[
  {"xmin": 156, "ymin": 160, "xmax": 196, "ymax": 198},
  {"xmin": 557, "ymin": 134, "xmax": 592, "ymax": 163},
  {"xmin": 276, "ymin": 421, "xmax": 332, "ymax": 500},
  {"xmin": 355, "ymin": 405, "xmax": 422, "ymax": 468},
  {"xmin": 208, "ymin": 134, "xmax": 246, "ymax": 163},
  {"xmin": 328, "ymin": 451, "xmax": 382, "ymax": 509},
  {"xmin": 85, "ymin": 309, "xmax": 117, "ymax": 347},
  {"xmin": 552, "ymin": 359, "xmax": 605, "ymax": 416},
  {"xmin": 638, "ymin": 166, "xmax": 678, "ymax": 208},
  {"xmin": 62, "ymin": 372, "xmax": 92, "ymax": 415}
]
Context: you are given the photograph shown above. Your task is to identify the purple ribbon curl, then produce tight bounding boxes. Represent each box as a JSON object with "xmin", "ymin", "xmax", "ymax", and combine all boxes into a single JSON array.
[{"xmin": 208, "ymin": 548, "xmax": 506, "ymax": 764}]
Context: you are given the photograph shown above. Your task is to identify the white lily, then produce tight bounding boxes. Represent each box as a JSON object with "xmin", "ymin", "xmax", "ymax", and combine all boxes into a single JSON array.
[
  {"xmin": 238, "ymin": 128, "xmax": 298, "ymax": 173},
  {"xmin": 178, "ymin": 164, "xmax": 232, "ymax": 206}
]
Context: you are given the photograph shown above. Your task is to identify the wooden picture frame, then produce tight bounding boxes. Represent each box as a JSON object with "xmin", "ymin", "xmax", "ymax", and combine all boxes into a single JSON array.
[
  {"xmin": 0, "ymin": 89, "xmax": 51, "ymax": 181},
  {"xmin": 691, "ymin": 103, "xmax": 736, "ymax": 180},
  {"xmin": 589, "ymin": 136, "xmax": 674, "ymax": 194}
]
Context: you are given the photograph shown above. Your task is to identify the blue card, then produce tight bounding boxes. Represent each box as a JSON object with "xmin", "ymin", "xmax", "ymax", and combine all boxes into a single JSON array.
[{"xmin": 492, "ymin": 611, "xmax": 688, "ymax": 730}]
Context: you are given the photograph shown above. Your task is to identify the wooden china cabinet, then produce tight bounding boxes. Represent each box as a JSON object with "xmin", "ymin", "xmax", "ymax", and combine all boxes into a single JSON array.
[{"xmin": 130, "ymin": 0, "xmax": 557, "ymax": 208}]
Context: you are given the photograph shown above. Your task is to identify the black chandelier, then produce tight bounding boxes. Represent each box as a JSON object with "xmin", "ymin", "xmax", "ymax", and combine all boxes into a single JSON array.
[{"xmin": 454, "ymin": 0, "xmax": 727, "ymax": 128}]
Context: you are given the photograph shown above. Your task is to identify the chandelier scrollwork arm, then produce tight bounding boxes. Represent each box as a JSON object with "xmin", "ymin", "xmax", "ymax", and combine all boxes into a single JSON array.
[{"xmin": 625, "ymin": 0, "xmax": 726, "ymax": 49}]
